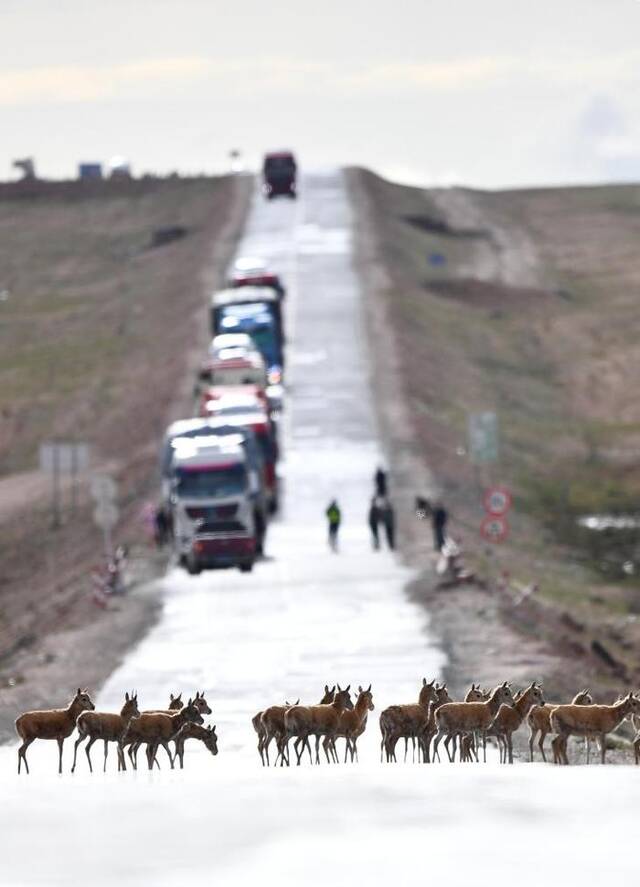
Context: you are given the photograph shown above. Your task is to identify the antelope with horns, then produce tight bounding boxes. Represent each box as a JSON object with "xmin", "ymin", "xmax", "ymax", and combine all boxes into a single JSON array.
[
  {"xmin": 264, "ymin": 687, "xmax": 334, "ymax": 767},
  {"xmin": 337, "ymin": 685, "xmax": 374, "ymax": 763},
  {"xmin": 379, "ymin": 678, "xmax": 437, "ymax": 763},
  {"xmin": 488, "ymin": 682, "xmax": 545, "ymax": 764},
  {"xmin": 120, "ymin": 697, "xmax": 203, "ymax": 770},
  {"xmin": 71, "ymin": 691, "xmax": 140, "ymax": 773},
  {"xmin": 253, "ymin": 698, "xmax": 299, "ymax": 766},
  {"xmin": 527, "ymin": 689, "xmax": 592, "ymax": 763},
  {"xmin": 283, "ymin": 685, "xmax": 353, "ymax": 765},
  {"xmin": 433, "ymin": 682, "xmax": 515, "ymax": 763},
  {"xmin": 550, "ymin": 691, "xmax": 640, "ymax": 765},
  {"xmin": 16, "ymin": 688, "xmax": 95, "ymax": 775},
  {"xmin": 173, "ymin": 723, "xmax": 218, "ymax": 769}
]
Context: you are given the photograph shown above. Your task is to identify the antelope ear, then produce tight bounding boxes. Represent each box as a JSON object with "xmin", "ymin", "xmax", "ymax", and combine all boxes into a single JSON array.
[
  {"xmin": 324, "ymin": 685, "xmax": 329, "ymax": 693},
  {"xmin": 77, "ymin": 688, "xmax": 82, "ymax": 695},
  {"xmin": 187, "ymin": 698, "xmax": 193, "ymax": 705},
  {"xmin": 367, "ymin": 683, "xmax": 372, "ymax": 693},
  {"xmin": 345, "ymin": 684, "xmax": 350, "ymax": 692},
  {"xmin": 125, "ymin": 692, "xmax": 129, "ymax": 701},
  {"xmin": 422, "ymin": 678, "xmax": 427, "ymax": 687},
  {"xmin": 428, "ymin": 679, "xmax": 435, "ymax": 687}
]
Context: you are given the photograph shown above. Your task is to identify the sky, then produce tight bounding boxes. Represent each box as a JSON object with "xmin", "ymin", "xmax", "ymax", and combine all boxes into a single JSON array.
[{"xmin": 1, "ymin": 0, "xmax": 640, "ymax": 188}]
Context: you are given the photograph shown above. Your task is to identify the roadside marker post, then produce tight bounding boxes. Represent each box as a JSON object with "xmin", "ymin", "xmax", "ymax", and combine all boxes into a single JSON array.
[
  {"xmin": 480, "ymin": 515, "xmax": 509, "ymax": 543},
  {"xmin": 39, "ymin": 441, "xmax": 90, "ymax": 528}
]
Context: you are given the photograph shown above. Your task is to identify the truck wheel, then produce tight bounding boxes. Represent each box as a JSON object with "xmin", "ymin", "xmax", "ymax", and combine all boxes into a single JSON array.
[
  {"xmin": 239, "ymin": 562, "xmax": 254, "ymax": 574},
  {"xmin": 186, "ymin": 558, "xmax": 201, "ymax": 576}
]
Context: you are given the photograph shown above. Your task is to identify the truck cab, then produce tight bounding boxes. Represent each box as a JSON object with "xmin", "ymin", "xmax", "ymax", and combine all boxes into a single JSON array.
[
  {"xmin": 262, "ymin": 151, "xmax": 297, "ymax": 199},
  {"xmin": 170, "ymin": 439, "xmax": 257, "ymax": 574}
]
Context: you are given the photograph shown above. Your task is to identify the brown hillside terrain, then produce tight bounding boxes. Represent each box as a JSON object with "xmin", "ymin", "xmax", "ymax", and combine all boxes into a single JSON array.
[
  {"xmin": 0, "ymin": 175, "xmax": 250, "ymax": 738},
  {"xmin": 350, "ymin": 167, "xmax": 640, "ymax": 718}
]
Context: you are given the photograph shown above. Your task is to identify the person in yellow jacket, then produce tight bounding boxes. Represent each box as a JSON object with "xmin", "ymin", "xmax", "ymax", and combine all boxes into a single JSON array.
[{"xmin": 326, "ymin": 499, "xmax": 341, "ymax": 552}]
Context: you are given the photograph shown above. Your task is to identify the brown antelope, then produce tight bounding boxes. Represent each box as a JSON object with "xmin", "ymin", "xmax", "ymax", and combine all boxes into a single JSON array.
[
  {"xmin": 337, "ymin": 685, "xmax": 374, "ymax": 763},
  {"xmin": 379, "ymin": 678, "xmax": 437, "ymax": 763},
  {"xmin": 633, "ymin": 731, "xmax": 640, "ymax": 765},
  {"xmin": 550, "ymin": 692, "xmax": 640, "ymax": 765},
  {"xmin": 419, "ymin": 684, "xmax": 453, "ymax": 763},
  {"xmin": 283, "ymin": 685, "xmax": 353, "ymax": 765},
  {"xmin": 264, "ymin": 687, "xmax": 334, "ymax": 767},
  {"xmin": 488, "ymin": 682, "xmax": 545, "ymax": 764},
  {"xmin": 16, "ymin": 688, "xmax": 95, "ymax": 775},
  {"xmin": 71, "ymin": 691, "xmax": 140, "ymax": 773},
  {"xmin": 440, "ymin": 684, "xmax": 487, "ymax": 763},
  {"xmin": 253, "ymin": 699, "xmax": 299, "ymax": 766},
  {"xmin": 173, "ymin": 723, "xmax": 218, "ymax": 768},
  {"xmin": 120, "ymin": 697, "xmax": 203, "ymax": 770},
  {"xmin": 132, "ymin": 691, "xmax": 211, "ymax": 768},
  {"xmin": 527, "ymin": 689, "xmax": 592, "ymax": 763},
  {"xmin": 433, "ymin": 682, "xmax": 515, "ymax": 763},
  {"xmin": 459, "ymin": 733, "xmax": 476, "ymax": 762}
]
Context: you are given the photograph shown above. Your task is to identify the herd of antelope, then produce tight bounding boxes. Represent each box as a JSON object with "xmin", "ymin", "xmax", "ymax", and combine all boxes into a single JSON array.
[{"xmin": 13, "ymin": 678, "xmax": 640, "ymax": 774}]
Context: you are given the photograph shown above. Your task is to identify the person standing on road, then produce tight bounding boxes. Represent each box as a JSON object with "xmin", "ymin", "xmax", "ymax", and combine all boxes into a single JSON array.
[
  {"xmin": 326, "ymin": 499, "xmax": 342, "ymax": 552},
  {"xmin": 415, "ymin": 496, "xmax": 448, "ymax": 552},
  {"xmin": 381, "ymin": 498, "xmax": 395, "ymax": 550},
  {"xmin": 374, "ymin": 467, "xmax": 388, "ymax": 497},
  {"xmin": 368, "ymin": 496, "xmax": 381, "ymax": 550}
]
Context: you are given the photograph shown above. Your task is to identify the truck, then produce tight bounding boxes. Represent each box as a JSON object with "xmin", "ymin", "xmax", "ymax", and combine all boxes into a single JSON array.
[
  {"xmin": 210, "ymin": 286, "xmax": 285, "ymax": 380},
  {"xmin": 161, "ymin": 418, "xmax": 269, "ymax": 556},
  {"xmin": 262, "ymin": 151, "xmax": 297, "ymax": 199},
  {"xmin": 169, "ymin": 437, "xmax": 259, "ymax": 573}
]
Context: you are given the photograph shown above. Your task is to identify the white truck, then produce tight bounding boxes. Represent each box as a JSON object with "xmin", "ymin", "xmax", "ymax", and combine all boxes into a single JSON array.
[{"xmin": 170, "ymin": 438, "xmax": 257, "ymax": 575}]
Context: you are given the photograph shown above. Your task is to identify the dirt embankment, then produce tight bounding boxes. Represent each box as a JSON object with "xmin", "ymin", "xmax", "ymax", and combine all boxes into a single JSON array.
[
  {"xmin": 348, "ymin": 167, "xmax": 640, "ymax": 760},
  {"xmin": 0, "ymin": 174, "xmax": 251, "ymax": 740}
]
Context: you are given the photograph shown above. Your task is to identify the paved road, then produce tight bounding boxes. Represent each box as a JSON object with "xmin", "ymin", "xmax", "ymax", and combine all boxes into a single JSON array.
[{"xmin": 1, "ymin": 173, "xmax": 637, "ymax": 887}]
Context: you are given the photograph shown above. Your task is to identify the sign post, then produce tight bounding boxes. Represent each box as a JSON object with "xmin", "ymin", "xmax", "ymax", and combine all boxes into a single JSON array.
[
  {"xmin": 90, "ymin": 474, "xmax": 118, "ymax": 560},
  {"xmin": 39, "ymin": 441, "xmax": 90, "ymax": 528}
]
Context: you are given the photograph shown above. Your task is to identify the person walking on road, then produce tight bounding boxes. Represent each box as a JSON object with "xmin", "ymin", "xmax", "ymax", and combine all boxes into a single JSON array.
[
  {"xmin": 326, "ymin": 499, "xmax": 341, "ymax": 552},
  {"xmin": 368, "ymin": 496, "xmax": 381, "ymax": 550}
]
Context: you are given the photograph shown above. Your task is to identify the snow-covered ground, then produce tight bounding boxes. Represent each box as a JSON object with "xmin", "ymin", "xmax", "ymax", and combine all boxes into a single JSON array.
[{"xmin": 1, "ymin": 173, "xmax": 638, "ymax": 886}]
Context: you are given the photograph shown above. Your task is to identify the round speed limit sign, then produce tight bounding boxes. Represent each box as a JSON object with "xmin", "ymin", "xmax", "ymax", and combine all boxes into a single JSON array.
[
  {"xmin": 483, "ymin": 486, "xmax": 512, "ymax": 516},
  {"xmin": 480, "ymin": 515, "xmax": 509, "ymax": 543}
]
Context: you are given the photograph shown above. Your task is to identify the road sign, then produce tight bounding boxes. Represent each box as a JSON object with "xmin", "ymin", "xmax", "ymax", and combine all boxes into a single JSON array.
[
  {"xmin": 480, "ymin": 515, "xmax": 509, "ymax": 543},
  {"xmin": 39, "ymin": 441, "xmax": 90, "ymax": 475},
  {"xmin": 484, "ymin": 486, "xmax": 512, "ymax": 516},
  {"xmin": 468, "ymin": 412, "xmax": 499, "ymax": 464},
  {"xmin": 90, "ymin": 474, "xmax": 117, "ymax": 502},
  {"xmin": 93, "ymin": 502, "xmax": 119, "ymax": 530}
]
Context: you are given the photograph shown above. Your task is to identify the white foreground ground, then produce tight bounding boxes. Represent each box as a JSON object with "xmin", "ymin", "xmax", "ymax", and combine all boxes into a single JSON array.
[{"xmin": 1, "ymin": 173, "xmax": 638, "ymax": 886}]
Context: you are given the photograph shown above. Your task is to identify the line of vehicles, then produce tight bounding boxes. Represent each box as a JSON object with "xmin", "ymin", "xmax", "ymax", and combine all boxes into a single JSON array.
[{"xmin": 158, "ymin": 250, "xmax": 289, "ymax": 576}]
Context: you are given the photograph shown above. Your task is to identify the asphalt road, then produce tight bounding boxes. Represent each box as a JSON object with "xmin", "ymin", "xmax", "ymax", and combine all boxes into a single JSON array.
[{"xmin": 0, "ymin": 173, "xmax": 637, "ymax": 886}]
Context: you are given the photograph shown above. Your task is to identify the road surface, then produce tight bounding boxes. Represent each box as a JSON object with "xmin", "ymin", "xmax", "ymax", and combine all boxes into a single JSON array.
[{"xmin": 0, "ymin": 173, "xmax": 637, "ymax": 886}]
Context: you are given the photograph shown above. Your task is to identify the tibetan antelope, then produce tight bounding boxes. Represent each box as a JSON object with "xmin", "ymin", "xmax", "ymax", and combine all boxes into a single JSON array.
[{"xmin": 16, "ymin": 688, "xmax": 95, "ymax": 775}]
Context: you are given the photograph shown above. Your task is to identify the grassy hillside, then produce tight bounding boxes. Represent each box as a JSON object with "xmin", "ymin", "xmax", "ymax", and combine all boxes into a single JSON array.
[{"xmin": 352, "ymin": 168, "xmax": 640, "ymax": 691}]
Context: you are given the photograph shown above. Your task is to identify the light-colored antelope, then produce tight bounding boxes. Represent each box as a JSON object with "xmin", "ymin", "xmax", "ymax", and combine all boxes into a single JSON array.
[
  {"xmin": 120, "ymin": 697, "xmax": 203, "ymax": 770},
  {"xmin": 283, "ymin": 685, "xmax": 353, "ymax": 765},
  {"xmin": 71, "ymin": 691, "xmax": 140, "ymax": 773},
  {"xmin": 173, "ymin": 723, "xmax": 218, "ymax": 768},
  {"xmin": 337, "ymin": 685, "xmax": 374, "ymax": 762},
  {"xmin": 265, "ymin": 687, "xmax": 335, "ymax": 767},
  {"xmin": 550, "ymin": 691, "xmax": 640, "ymax": 765},
  {"xmin": 439, "ymin": 684, "xmax": 487, "ymax": 763},
  {"xmin": 433, "ymin": 682, "xmax": 515, "ymax": 763},
  {"xmin": 253, "ymin": 698, "xmax": 299, "ymax": 766},
  {"xmin": 488, "ymin": 682, "xmax": 545, "ymax": 764},
  {"xmin": 15, "ymin": 688, "xmax": 95, "ymax": 775},
  {"xmin": 527, "ymin": 689, "xmax": 592, "ymax": 762},
  {"xmin": 379, "ymin": 678, "xmax": 437, "ymax": 763},
  {"xmin": 419, "ymin": 684, "xmax": 453, "ymax": 763}
]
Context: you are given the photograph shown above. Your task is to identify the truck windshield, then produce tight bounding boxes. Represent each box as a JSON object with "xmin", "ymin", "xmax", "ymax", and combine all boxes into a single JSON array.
[
  {"xmin": 175, "ymin": 464, "xmax": 246, "ymax": 498},
  {"xmin": 219, "ymin": 304, "xmax": 280, "ymax": 366}
]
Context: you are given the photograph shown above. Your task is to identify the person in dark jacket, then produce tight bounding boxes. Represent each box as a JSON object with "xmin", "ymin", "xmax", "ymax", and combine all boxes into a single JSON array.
[
  {"xmin": 326, "ymin": 500, "xmax": 341, "ymax": 552},
  {"xmin": 368, "ymin": 496, "xmax": 381, "ymax": 549},
  {"xmin": 381, "ymin": 499, "xmax": 395, "ymax": 550},
  {"xmin": 415, "ymin": 496, "xmax": 448, "ymax": 552},
  {"xmin": 374, "ymin": 467, "xmax": 388, "ymax": 497}
]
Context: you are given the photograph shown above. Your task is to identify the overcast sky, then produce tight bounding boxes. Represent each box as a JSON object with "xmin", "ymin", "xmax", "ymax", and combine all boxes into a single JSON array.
[{"xmin": 2, "ymin": 0, "xmax": 639, "ymax": 188}]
